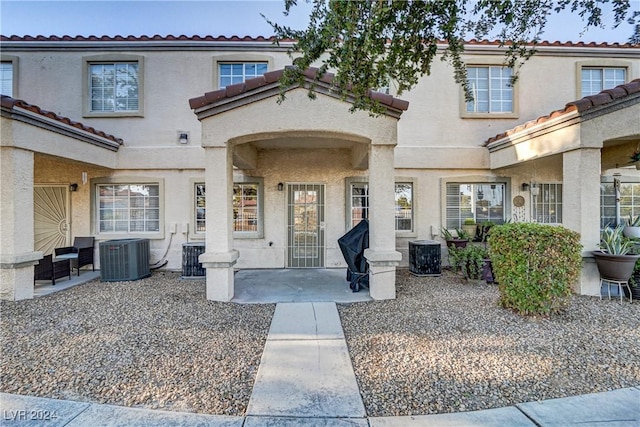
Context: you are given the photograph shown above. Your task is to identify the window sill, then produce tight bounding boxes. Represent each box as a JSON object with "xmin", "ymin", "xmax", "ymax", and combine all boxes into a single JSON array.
[
  {"xmin": 233, "ymin": 232, "xmax": 263, "ymax": 240},
  {"xmin": 96, "ymin": 232, "xmax": 164, "ymax": 240},
  {"xmin": 84, "ymin": 111, "xmax": 144, "ymax": 118},
  {"xmin": 460, "ymin": 112, "xmax": 519, "ymax": 119}
]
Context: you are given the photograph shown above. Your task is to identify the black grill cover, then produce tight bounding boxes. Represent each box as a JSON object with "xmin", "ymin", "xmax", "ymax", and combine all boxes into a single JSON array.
[{"xmin": 338, "ymin": 219, "xmax": 369, "ymax": 292}]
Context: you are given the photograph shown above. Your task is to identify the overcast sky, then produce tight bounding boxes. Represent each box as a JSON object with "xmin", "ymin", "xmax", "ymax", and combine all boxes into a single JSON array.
[{"xmin": 1, "ymin": 0, "xmax": 637, "ymax": 43}]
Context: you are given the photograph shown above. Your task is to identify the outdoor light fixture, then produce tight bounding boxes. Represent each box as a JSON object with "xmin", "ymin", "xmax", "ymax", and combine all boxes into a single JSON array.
[
  {"xmin": 179, "ymin": 133, "xmax": 189, "ymax": 144},
  {"xmin": 69, "ymin": 183, "xmax": 78, "ymax": 192},
  {"xmin": 277, "ymin": 183, "xmax": 284, "ymax": 191},
  {"xmin": 531, "ymin": 183, "xmax": 540, "ymax": 197},
  {"xmin": 521, "ymin": 183, "xmax": 530, "ymax": 191}
]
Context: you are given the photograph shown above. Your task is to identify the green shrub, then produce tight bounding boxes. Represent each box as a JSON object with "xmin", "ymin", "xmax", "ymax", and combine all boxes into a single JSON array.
[
  {"xmin": 449, "ymin": 244, "xmax": 488, "ymax": 280},
  {"xmin": 488, "ymin": 223, "xmax": 582, "ymax": 316}
]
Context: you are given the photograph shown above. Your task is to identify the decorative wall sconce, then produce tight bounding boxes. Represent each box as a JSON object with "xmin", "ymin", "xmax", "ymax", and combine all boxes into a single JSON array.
[
  {"xmin": 521, "ymin": 183, "xmax": 530, "ymax": 191},
  {"xmin": 178, "ymin": 132, "xmax": 189, "ymax": 144},
  {"xmin": 277, "ymin": 183, "xmax": 284, "ymax": 191},
  {"xmin": 69, "ymin": 183, "xmax": 78, "ymax": 192}
]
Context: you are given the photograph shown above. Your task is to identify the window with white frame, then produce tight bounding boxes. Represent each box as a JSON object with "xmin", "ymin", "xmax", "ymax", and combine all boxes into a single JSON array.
[
  {"xmin": 1, "ymin": 61, "xmax": 13, "ymax": 96},
  {"xmin": 195, "ymin": 183, "xmax": 206, "ymax": 233},
  {"xmin": 466, "ymin": 66, "xmax": 513, "ymax": 114},
  {"xmin": 98, "ymin": 184, "xmax": 159, "ymax": 233},
  {"xmin": 350, "ymin": 183, "xmax": 369, "ymax": 228},
  {"xmin": 347, "ymin": 181, "xmax": 414, "ymax": 232},
  {"xmin": 601, "ymin": 181, "xmax": 640, "ymax": 229},
  {"xmin": 531, "ymin": 183, "xmax": 562, "ymax": 224},
  {"xmin": 446, "ymin": 183, "xmax": 505, "ymax": 229},
  {"xmin": 218, "ymin": 62, "xmax": 268, "ymax": 88},
  {"xmin": 233, "ymin": 183, "xmax": 259, "ymax": 233},
  {"xmin": 395, "ymin": 183, "xmax": 413, "ymax": 231},
  {"xmin": 194, "ymin": 181, "xmax": 262, "ymax": 236},
  {"xmin": 89, "ymin": 62, "xmax": 139, "ymax": 112},
  {"xmin": 581, "ymin": 67, "xmax": 626, "ymax": 97}
]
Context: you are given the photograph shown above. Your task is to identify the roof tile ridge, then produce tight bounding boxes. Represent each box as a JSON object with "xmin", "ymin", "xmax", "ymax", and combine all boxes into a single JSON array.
[
  {"xmin": 188, "ymin": 66, "xmax": 408, "ymax": 112},
  {"xmin": 1, "ymin": 95, "xmax": 123, "ymax": 144}
]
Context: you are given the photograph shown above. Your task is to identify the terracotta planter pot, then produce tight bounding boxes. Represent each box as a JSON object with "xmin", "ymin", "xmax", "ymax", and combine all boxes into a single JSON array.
[{"xmin": 592, "ymin": 251, "xmax": 640, "ymax": 282}]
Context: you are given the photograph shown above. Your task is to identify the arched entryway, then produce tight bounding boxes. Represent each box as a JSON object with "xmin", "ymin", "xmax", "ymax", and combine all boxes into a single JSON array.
[{"xmin": 189, "ymin": 69, "xmax": 409, "ymax": 301}]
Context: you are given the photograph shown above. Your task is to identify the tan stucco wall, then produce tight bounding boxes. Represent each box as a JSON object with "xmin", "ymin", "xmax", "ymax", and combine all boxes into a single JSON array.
[
  {"xmin": 200, "ymin": 88, "xmax": 397, "ymax": 148},
  {"xmin": 232, "ymin": 148, "xmax": 367, "ymax": 269},
  {"xmin": 34, "ymin": 155, "xmax": 112, "ymax": 241},
  {"xmin": 1, "ymin": 116, "xmax": 118, "ymax": 168},
  {"xmin": 8, "ymin": 44, "xmax": 637, "ymax": 167},
  {"xmin": 3, "ymin": 41, "xmax": 639, "ymax": 297}
]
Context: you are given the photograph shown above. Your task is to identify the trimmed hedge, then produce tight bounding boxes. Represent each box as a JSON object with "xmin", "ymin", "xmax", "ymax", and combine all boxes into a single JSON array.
[{"xmin": 488, "ymin": 223, "xmax": 582, "ymax": 316}]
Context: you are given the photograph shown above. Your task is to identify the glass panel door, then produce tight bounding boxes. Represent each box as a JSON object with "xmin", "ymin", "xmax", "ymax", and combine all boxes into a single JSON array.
[{"xmin": 287, "ymin": 184, "xmax": 325, "ymax": 268}]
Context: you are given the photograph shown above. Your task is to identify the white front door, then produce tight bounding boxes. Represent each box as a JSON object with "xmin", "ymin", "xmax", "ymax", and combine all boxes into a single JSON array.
[
  {"xmin": 287, "ymin": 183, "xmax": 325, "ymax": 268},
  {"xmin": 34, "ymin": 185, "xmax": 70, "ymax": 255}
]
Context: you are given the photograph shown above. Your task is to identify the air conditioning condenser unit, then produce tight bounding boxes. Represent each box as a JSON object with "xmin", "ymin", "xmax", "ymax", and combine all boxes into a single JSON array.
[{"xmin": 99, "ymin": 238, "xmax": 151, "ymax": 281}]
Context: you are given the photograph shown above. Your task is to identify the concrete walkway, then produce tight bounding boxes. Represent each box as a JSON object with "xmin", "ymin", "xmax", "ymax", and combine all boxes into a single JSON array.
[
  {"xmin": 4, "ymin": 270, "xmax": 640, "ymax": 426},
  {"xmin": 245, "ymin": 302, "xmax": 366, "ymax": 424}
]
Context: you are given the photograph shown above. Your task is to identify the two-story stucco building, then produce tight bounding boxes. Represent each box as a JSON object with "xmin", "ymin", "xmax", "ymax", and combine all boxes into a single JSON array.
[{"xmin": 1, "ymin": 35, "xmax": 639, "ymax": 301}]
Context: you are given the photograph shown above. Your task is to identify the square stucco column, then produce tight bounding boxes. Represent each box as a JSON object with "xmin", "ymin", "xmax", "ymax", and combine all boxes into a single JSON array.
[
  {"xmin": 563, "ymin": 148, "xmax": 601, "ymax": 296},
  {"xmin": 0, "ymin": 147, "xmax": 42, "ymax": 300},
  {"xmin": 364, "ymin": 144, "xmax": 401, "ymax": 300},
  {"xmin": 200, "ymin": 145, "xmax": 239, "ymax": 301}
]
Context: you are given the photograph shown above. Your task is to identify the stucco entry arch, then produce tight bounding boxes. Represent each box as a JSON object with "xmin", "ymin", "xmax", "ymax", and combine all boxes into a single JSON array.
[{"xmin": 189, "ymin": 70, "xmax": 409, "ymax": 302}]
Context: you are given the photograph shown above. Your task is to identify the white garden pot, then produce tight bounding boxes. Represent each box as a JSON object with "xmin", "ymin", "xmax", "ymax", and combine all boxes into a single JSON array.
[{"xmin": 623, "ymin": 226, "xmax": 640, "ymax": 238}]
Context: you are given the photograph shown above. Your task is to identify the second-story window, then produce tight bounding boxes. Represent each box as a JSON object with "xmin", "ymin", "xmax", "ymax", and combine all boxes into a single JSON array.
[
  {"xmin": 581, "ymin": 67, "xmax": 626, "ymax": 97},
  {"xmin": 1, "ymin": 61, "xmax": 13, "ymax": 96},
  {"xmin": 90, "ymin": 62, "xmax": 139, "ymax": 112},
  {"xmin": 466, "ymin": 66, "xmax": 513, "ymax": 114},
  {"xmin": 219, "ymin": 62, "xmax": 268, "ymax": 88}
]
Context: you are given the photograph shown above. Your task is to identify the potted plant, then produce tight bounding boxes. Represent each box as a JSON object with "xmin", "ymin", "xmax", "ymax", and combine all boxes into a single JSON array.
[
  {"xmin": 628, "ymin": 259, "xmax": 640, "ymax": 300},
  {"xmin": 441, "ymin": 227, "xmax": 468, "ymax": 249},
  {"xmin": 623, "ymin": 214, "xmax": 640, "ymax": 238},
  {"xmin": 479, "ymin": 221, "xmax": 495, "ymax": 243},
  {"xmin": 462, "ymin": 218, "xmax": 477, "ymax": 241},
  {"xmin": 461, "ymin": 245, "xmax": 488, "ymax": 282},
  {"xmin": 592, "ymin": 225, "xmax": 640, "ymax": 282}
]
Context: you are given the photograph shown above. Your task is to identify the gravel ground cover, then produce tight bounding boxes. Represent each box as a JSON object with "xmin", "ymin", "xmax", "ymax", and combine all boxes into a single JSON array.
[
  {"xmin": 337, "ymin": 268, "xmax": 640, "ymax": 417},
  {"xmin": 0, "ymin": 272, "xmax": 274, "ymax": 415},
  {"xmin": 2, "ymin": 269, "xmax": 639, "ymax": 418}
]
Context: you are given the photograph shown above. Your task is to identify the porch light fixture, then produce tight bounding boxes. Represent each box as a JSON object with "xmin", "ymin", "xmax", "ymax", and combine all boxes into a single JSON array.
[
  {"xmin": 530, "ymin": 183, "xmax": 540, "ymax": 197},
  {"xmin": 277, "ymin": 183, "xmax": 284, "ymax": 191},
  {"xmin": 69, "ymin": 183, "xmax": 78, "ymax": 192},
  {"xmin": 521, "ymin": 183, "xmax": 530, "ymax": 191},
  {"xmin": 178, "ymin": 133, "xmax": 189, "ymax": 144}
]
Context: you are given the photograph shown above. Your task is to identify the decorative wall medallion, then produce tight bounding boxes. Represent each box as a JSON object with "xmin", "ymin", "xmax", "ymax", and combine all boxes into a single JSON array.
[{"xmin": 513, "ymin": 195, "xmax": 525, "ymax": 207}]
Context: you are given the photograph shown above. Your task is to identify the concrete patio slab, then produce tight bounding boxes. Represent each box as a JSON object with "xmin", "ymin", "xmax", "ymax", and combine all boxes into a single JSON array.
[
  {"xmin": 232, "ymin": 269, "xmax": 371, "ymax": 304},
  {"xmin": 368, "ymin": 406, "xmax": 536, "ymax": 426},
  {"xmin": 517, "ymin": 387, "xmax": 640, "ymax": 426},
  {"xmin": 244, "ymin": 416, "xmax": 369, "ymax": 426},
  {"xmin": 33, "ymin": 271, "xmax": 100, "ymax": 297},
  {"xmin": 268, "ymin": 302, "xmax": 344, "ymax": 340}
]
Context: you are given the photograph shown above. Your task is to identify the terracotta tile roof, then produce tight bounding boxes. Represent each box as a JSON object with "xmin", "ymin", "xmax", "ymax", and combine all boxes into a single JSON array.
[
  {"xmin": 188, "ymin": 67, "xmax": 410, "ymax": 112},
  {"xmin": 485, "ymin": 79, "xmax": 640, "ymax": 145},
  {"xmin": 0, "ymin": 34, "xmax": 291, "ymax": 42},
  {"xmin": 1, "ymin": 95, "xmax": 124, "ymax": 145},
  {"xmin": 1, "ymin": 35, "xmax": 637, "ymax": 48}
]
